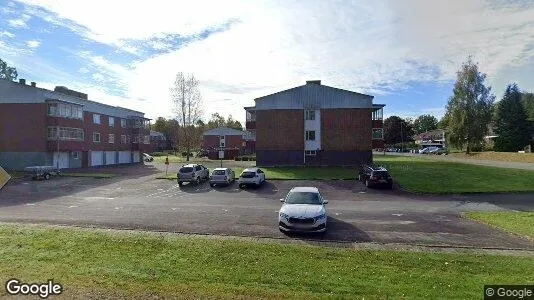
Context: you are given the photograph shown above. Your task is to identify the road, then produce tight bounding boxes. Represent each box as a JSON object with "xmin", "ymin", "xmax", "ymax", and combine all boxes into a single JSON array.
[{"xmin": 0, "ymin": 165, "xmax": 533, "ymax": 250}]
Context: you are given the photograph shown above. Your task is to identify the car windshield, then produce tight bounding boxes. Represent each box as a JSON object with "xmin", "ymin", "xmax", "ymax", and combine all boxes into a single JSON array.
[
  {"xmin": 241, "ymin": 171, "xmax": 256, "ymax": 178},
  {"xmin": 373, "ymin": 171, "xmax": 389, "ymax": 179},
  {"xmin": 285, "ymin": 192, "xmax": 322, "ymax": 205},
  {"xmin": 213, "ymin": 170, "xmax": 226, "ymax": 175},
  {"xmin": 179, "ymin": 167, "xmax": 193, "ymax": 173}
]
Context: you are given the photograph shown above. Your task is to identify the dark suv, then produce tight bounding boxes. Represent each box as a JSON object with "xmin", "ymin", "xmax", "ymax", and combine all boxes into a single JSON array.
[{"xmin": 358, "ymin": 165, "xmax": 393, "ymax": 189}]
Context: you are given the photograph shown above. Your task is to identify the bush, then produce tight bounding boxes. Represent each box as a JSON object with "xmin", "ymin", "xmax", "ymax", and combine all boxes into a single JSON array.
[
  {"xmin": 181, "ymin": 152, "xmax": 194, "ymax": 157},
  {"xmin": 150, "ymin": 152, "xmax": 168, "ymax": 157},
  {"xmin": 242, "ymin": 157, "xmax": 249, "ymax": 161},
  {"xmin": 235, "ymin": 157, "xmax": 242, "ymax": 161}
]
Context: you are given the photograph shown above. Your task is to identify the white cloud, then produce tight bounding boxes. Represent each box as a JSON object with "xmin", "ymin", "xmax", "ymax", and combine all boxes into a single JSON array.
[
  {"xmin": 12, "ymin": 0, "xmax": 534, "ymax": 122},
  {"xmin": 0, "ymin": 31, "xmax": 15, "ymax": 38},
  {"xmin": 25, "ymin": 40, "xmax": 40, "ymax": 48},
  {"xmin": 8, "ymin": 14, "xmax": 30, "ymax": 28}
]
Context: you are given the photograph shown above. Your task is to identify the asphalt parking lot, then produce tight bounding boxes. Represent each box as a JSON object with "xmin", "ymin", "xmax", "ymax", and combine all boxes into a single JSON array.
[{"xmin": 0, "ymin": 164, "xmax": 533, "ymax": 249}]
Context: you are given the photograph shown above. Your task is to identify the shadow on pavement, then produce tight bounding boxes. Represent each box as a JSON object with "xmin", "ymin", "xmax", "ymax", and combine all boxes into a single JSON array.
[
  {"xmin": 178, "ymin": 180, "xmax": 278, "ymax": 195},
  {"xmin": 281, "ymin": 217, "xmax": 372, "ymax": 243}
]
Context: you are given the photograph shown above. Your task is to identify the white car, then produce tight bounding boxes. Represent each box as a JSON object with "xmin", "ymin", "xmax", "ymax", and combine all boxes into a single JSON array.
[
  {"xmin": 142, "ymin": 153, "xmax": 153, "ymax": 162},
  {"xmin": 278, "ymin": 187, "xmax": 328, "ymax": 233},
  {"xmin": 237, "ymin": 167, "xmax": 265, "ymax": 188},
  {"xmin": 419, "ymin": 146, "xmax": 438, "ymax": 154},
  {"xmin": 209, "ymin": 168, "xmax": 235, "ymax": 187}
]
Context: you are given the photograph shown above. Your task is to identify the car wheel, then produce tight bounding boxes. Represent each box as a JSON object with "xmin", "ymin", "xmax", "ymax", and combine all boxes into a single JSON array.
[
  {"xmin": 239, "ymin": 184, "xmax": 244, "ymax": 189},
  {"xmin": 210, "ymin": 183, "xmax": 215, "ymax": 187},
  {"xmin": 44, "ymin": 173, "xmax": 51, "ymax": 180},
  {"xmin": 178, "ymin": 181, "xmax": 183, "ymax": 186}
]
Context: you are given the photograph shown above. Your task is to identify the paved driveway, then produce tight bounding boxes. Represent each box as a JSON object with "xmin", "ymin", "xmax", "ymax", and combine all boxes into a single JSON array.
[{"xmin": 0, "ymin": 166, "xmax": 533, "ymax": 249}]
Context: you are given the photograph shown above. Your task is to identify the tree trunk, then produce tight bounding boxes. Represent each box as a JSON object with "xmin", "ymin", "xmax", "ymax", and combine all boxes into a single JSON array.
[{"xmin": 466, "ymin": 141, "xmax": 471, "ymax": 154}]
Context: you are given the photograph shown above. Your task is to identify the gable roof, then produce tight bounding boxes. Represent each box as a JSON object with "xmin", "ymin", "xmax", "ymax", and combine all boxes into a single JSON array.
[{"xmin": 203, "ymin": 127, "xmax": 245, "ymax": 136}]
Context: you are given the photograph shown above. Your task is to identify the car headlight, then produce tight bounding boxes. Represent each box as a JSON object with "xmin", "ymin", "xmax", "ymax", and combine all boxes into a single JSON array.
[
  {"xmin": 279, "ymin": 212, "xmax": 290, "ymax": 220},
  {"xmin": 315, "ymin": 213, "xmax": 326, "ymax": 221}
]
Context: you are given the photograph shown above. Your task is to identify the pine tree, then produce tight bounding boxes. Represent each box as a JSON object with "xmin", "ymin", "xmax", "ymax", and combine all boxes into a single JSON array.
[{"xmin": 494, "ymin": 84, "xmax": 531, "ymax": 152}]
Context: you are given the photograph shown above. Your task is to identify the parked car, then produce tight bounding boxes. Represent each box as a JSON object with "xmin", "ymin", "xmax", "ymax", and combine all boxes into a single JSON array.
[
  {"xmin": 24, "ymin": 166, "xmax": 61, "ymax": 180},
  {"xmin": 358, "ymin": 164, "xmax": 393, "ymax": 188},
  {"xmin": 209, "ymin": 168, "xmax": 235, "ymax": 187},
  {"xmin": 429, "ymin": 147, "xmax": 448, "ymax": 155},
  {"xmin": 418, "ymin": 146, "xmax": 439, "ymax": 154},
  {"xmin": 237, "ymin": 167, "xmax": 265, "ymax": 188},
  {"xmin": 278, "ymin": 187, "xmax": 328, "ymax": 233},
  {"xmin": 177, "ymin": 164, "xmax": 209, "ymax": 186},
  {"xmin": 142, "ymin": 153, "xmax": 154, "ymax": 162}
]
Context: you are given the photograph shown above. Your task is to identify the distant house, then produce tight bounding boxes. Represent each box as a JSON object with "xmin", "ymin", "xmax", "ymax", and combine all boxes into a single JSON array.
[
  {"xmin": 150, "ymin": 130, "xmax": 169, "ymax": 151},
  {"xmin": 202, "ymin": 127, "xmax": 245, "ymax": 159},
  {"xmin": 413, "ymin": 129, "xmax": 446, "ymax": 148}
]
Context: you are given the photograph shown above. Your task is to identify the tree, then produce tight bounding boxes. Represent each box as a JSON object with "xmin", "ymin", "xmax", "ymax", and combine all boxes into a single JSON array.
[
  {"xmin": 225, "ymin": 114, "xmax": 243, "ymax": 131},
  {"xmin": 170, "ymin": 72, "xmax": 203, "ymax": 161},
  {"xmin": 384, "ymin": 116, "xmax": 414, "ymax": 145},
  {"xmin": 0, "ymin": 58, "xmax": 18, "ymax": 81},
  {"xmin": 493, "ymin": 84, "xmax": 531, "ymax": 152},
  {"xmin": 445, "ymin": 57, "xmax": 494, "ymax": 154},
  {"xmin": 437, "ymin": 113, "xmax": 449, "ymax": 129},
  {"xmin": 413, "ymin": 114, "xmax": 438, "ymax": 134},
  {"xmin": 521, "ymin": 92, "xmax": 534, "ymax": 120},
  {"xmin": 206, "ymin": 113, "xmax": 226, "ymax": 129}
]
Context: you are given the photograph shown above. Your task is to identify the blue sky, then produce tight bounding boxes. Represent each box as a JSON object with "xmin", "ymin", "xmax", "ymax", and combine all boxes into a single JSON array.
[{"xmin": 1, "ymin": 0, "xmax": 534, "ymax": 124}]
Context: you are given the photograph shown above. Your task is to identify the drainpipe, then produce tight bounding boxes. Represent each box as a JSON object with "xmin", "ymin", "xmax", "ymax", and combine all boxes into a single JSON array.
[{"xmin": 56, "ymin": 125, "xmax": 60, "ymax": 169}]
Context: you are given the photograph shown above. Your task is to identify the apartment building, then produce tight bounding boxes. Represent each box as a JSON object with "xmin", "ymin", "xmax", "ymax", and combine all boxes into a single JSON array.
[
  {"xmin": 244, "ymin": 80, "xmax": 385, "ymax": 166},
  {"xmin": 0, "ymin": 78, "xmax": 152, "ymax": 170},
  {"xmin": 202, "ymin": 127, "xmax": 245, "ymax": 159}
]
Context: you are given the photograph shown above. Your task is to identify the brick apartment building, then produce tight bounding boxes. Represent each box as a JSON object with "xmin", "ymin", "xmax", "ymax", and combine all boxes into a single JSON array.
[
  {"xmin": 202, "ymin": 127, "xmax": 245, "ymax": 159},
  {"xmin": 0, "ymin": 78, "xmax": 152, "ymax": 170},
  {"xmin": 244, "ymin": 80, "xmax": 385, "ymax": 166}
]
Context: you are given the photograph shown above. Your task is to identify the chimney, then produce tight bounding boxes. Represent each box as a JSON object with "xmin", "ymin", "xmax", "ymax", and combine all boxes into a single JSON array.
[
  {"xmin": 306, "ymin": 80, "xmax": 321, "ymax": 85},
  {"xmin": 30, "ymin": 82, "xmax": 36, "ymax": 87},
  {"xmin": 19, "ymin": 78, "xmax": 26, "ymax": 85}
]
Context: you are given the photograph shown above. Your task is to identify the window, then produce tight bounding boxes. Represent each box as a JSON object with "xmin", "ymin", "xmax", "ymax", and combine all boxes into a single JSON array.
[
  {"xmin": 372, "ymin": 128, "xmax": 384, "ymax": 139},
  {"xmin": 372, "ymin": 108, "xmax": 383, "ymax": 121},
  {"xmin": 47, "ymin": 127, "xmax": 84, "ymax": 141},
  {"xmin": 109, "ymin": 117, "xmax": 114, "ymax": 127},
  {"xmin": 133, "ymin": 135, "xmax": 140, "ymax": 144},
  {"xmin": 305, "ymin": 150, "xmax": 317, "ymax": 156},
  {"xmin": 305, "ymin": 130, "xmax": 316, "ymax": 141},
  {"xmin": 220, "ymin": 135, "xmax": 225, "ymax": 148},
  {"xmin": 195, "ymin": 166, "xmax": 201, "ymax": 171},
  {"xmin": 120, "ymin": 118, "xmax": 126, "ymax": 128},
  {"xmin": 72, "ymin": 151, "xmax": 80, "ymax": 160},
  {"xmin": 93, "ymin": 114, "xmax": 101, "ymax": 124},
  {"xmin": 47, "ymin": 102, "xmax": 83, "ymax": 119},
  {"xmin": 108, "ymin": 134, "xmax": 115, "ymax": 144},
  {"xmin": 121, "ymin": 135, "xmax": 127, "ymax": 144},
  {"xmin": 48, "ymin": 103, "xmax": 57, "ymax": 116},
  {"xmin": 93, "ymin": 132, "xmax": 101, "ymax": 143},
  {"xmin": 126, "ymin": 135, "xmax": 131, "ymax": 143},
  {"xmin": 305, "ymin": 110, "xmax": 316, "ymax": 120},
  {"xmin": 143, "ymin": 135, "xmax": 150, "ymax": 144}
]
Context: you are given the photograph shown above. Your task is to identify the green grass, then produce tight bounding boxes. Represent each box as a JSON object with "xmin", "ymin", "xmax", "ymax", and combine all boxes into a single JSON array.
[
  {"xmin": 60, "ymin": 173, "xmax": 116, "ymax": 179},
  {"xmin": 465, "ymin": 212, "xmax": 534, "ymax": 240},
  {"xmin": 1, "ymin": 224, "xmax": 533, "ymax": 299},
  {"xmin": 374, "ymin": 155, "xmax": 534, "ymax": 194},
  {"xmin": 449, "ymin": 151, "xmax": 534, "ymax": 163}
]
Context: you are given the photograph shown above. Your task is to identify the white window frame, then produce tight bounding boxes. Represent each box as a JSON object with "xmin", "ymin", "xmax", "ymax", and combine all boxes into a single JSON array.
[
  {"xmin": 109, "ymin": 116, "xmax": 114, "ymax": 127},
  {"xmin": 143, "ymin": 135, "xmax": 150, "ymax": 145},
  {"xmin": 121, "ymin": 134, "xmax": 127, "ymax": 144},
  {"xmin": 93, "ymin": 132, "xmax": 101, "ymax": 143},
  {"xmin": 305, "ymin": 110, "xmax": 316, "ymax": 121},
  {"xmin": 108, "ymin": 134, "xmax": 115, "ymax": 144},
  {"xmin": 93, "ymin": 114, "xmax": 101, "ymax": 124},
  {"xmin": 121, "ymin": 118, "xmax": 127, "ymax": 128},
  {"xmin": 305, "ymin": 150, "xmax": 317, "ymax": 156},
  {"xmin": 305, "ymin": 130, "xmax": 316, "ymax": 141},
  {"xmin": 72, "ymin": 151, "xmax": 80, "ymax": 160},
  {"xmin": 372, "ymin": 128, "xmax": 384, "ymax": 140}
]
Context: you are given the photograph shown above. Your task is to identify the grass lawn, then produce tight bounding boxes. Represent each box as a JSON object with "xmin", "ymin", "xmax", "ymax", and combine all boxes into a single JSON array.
[
  {"xmin": 465, "ymin": 212, "xmax": 534, "ymax": 240},
  {"xmin": 374, "ymin": 155, "xmax": 534, "ymax": 194},
  {"xmin": 1, "ymin": 224, "xmax": 533, "ymax": 299},
  {"xmin": 449, "ymin": 151, "xmax": 534, "ymax": 163},
  {"xmin": 60, "ymin": 173, "xmax": 116, "ymax": 179}
]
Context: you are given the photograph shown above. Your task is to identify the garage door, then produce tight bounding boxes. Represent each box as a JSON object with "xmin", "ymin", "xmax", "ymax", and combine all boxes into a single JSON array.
[
  {"xmin": 118, "ymin": 151, "xmax": 131, "ymax": 164},
  {"xmin": 105, "ymin": 151, "xmax": 116, "ymax": 165},
  {"xmin": 52, "ymin": 152, "xmax": 69, "ymax": 169},
  {"xmin": 90, "ymin": 151, "xmax": 104, "ymax": 166},
  {"xmin": 133, "ymin": 151, "xmax": 140, "ymax": 163}
]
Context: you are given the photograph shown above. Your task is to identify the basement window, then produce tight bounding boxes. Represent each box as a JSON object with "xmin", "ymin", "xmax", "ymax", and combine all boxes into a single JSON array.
[{"xmin": 305, "ymin": 150, "xmax": 317, "ymax": 156}]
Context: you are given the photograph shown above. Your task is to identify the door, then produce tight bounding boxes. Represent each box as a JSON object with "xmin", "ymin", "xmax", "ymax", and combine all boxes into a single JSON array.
[
  {"xmin": 105, "ymin": 151, "xmax": 116, "ymax": 165},
  {"xmin": 133, "ymin": 151, "xmax": 140, "ymax": 163},
  {"xmin": 52, "ymin": 152, "xmax": 69, "ymax": 169},
  {"xmin": 90, "ymin": 151, "xmax": 104, "ymax": 166},
  {"xmin": 118, "ymin": 151, "xmax": 131, "ymax": 164}
]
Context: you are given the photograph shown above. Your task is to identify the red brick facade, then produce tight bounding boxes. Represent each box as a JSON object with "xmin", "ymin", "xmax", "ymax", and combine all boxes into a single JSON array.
[{"xmin": 256, "ymin": 110, "xmax": 304, "ymax": 151}]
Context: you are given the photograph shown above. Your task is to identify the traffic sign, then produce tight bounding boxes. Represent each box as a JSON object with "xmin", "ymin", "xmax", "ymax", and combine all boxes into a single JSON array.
[{"xmin": 0, "ymin": 165, "xmax": 11, "ymax": 190}]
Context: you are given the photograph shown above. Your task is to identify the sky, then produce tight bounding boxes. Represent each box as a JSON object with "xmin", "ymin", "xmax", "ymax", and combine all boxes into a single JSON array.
[{"xmin": 1, "ymin": 0, "xmax": 534, "ymax": 124}]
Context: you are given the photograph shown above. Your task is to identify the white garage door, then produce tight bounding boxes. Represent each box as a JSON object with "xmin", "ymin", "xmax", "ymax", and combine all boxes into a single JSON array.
[
  {"xmin": 118, "ymin": 151, "xmax": 131, "ymax": 164},
  {"xmin": 52, "ymin": 152, "xmax": 69, "ymax": 169},
  {"xmin": 133, "ymin": 151, "xmax": 140, "ymax": 163},
  {"xmin": 105, "ymin": 151, "xmax": 116, "ymax": 165},
  {"xmin": 90, "ymin": 151, "xmax": 104, "ymax": 166}
]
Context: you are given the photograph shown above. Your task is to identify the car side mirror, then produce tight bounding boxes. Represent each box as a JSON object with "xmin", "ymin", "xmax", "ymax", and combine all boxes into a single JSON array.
[
  {"xmin": 323, "ymin": 199, "xmax": 329, "ymax": 204},
  {"xmin": 280, "ymin": 198, "xmax": 285, "ymax": 202}
]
